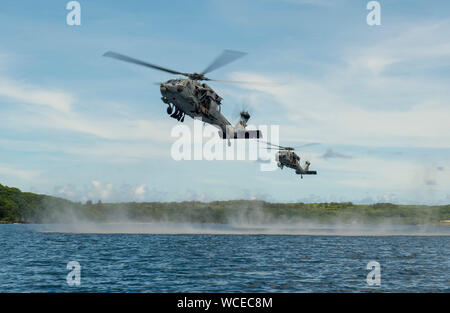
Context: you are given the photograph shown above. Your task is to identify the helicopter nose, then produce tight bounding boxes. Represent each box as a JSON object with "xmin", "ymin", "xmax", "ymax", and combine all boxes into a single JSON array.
[
  {"xmin": 164, "ymin": 83, "xmax": 178, "ymax": 92},
  {"xmin": 161, "ymin": 83, "xmax": 176, "ymax": 94}
]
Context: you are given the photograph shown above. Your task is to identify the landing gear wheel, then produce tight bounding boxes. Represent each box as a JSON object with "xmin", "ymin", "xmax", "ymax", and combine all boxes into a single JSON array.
[{"xmin": 167, "ymin": 106, "xmax": 173, "ymax": 115}]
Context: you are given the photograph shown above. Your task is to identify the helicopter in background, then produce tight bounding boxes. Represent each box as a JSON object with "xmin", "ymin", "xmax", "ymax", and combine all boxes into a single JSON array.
[
  {"xmin": 264, "ymin": 142, "xmax": 318, "ymax": 178},
  {"xmin": 103, "ymin": 50, "xmax": 262, "ymax": 141}
]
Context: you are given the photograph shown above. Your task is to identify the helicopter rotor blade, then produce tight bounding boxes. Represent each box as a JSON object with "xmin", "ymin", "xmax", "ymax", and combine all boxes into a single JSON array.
[
  {"xmin": 260, "ymin": 140, "xmax": 288, "ymax": 150},
  {"xmin": 265, "ymin": 147, "xmax": 285, "ymax": 151},
  {"xmin": 207, "ymin": 79, "xmax": 275, "ymax": 86},
  {"xmin": 201, "ymin": 50, "xmax": 247, "ymax": 75},
  {"xmin": 291, "ymin": 143, "xmax": 321, "ymax": 149},
  {"xmin": 103, "ymin": 51, "xmax": 188, "ymax": 76},
  {"xmin": 261, "ymin": 140, "xmax": 321, "ymax": 151}
]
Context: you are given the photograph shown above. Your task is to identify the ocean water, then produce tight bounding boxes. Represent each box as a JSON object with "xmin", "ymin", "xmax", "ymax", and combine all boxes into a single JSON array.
[{"xmin": 0, "ymin": 224, "xmax": 448, "ymax": 292}]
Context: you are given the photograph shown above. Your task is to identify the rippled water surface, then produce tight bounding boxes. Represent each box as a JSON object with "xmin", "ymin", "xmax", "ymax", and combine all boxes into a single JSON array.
[{"xmin": 0, "ymin": 224, "xmax": 448, "ymax": 292}]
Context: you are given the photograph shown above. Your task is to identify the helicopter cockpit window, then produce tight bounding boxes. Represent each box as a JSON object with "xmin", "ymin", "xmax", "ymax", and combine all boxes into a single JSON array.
[{"xmin": 168, "ymin": 79, "xmax": 182, "ymax": 85}]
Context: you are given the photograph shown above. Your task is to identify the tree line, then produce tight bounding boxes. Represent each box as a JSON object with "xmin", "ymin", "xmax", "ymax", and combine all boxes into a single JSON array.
[{"xmin": 0, "ymin": 183, "xmax": 449, "ymax": 224}]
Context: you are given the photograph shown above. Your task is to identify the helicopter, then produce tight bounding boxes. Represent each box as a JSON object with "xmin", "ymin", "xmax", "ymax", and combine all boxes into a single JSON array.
[
  {"xmin": 103, "ymin": 50, "xmax": 262, "ymax": 141},
  {"xmin": 264, "ymin": 142, "xmax": 318, "ymax": 178}
]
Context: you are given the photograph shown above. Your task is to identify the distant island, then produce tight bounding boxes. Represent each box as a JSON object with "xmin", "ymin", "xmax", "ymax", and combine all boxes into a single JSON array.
[{"xmin": 1, "ymin": 183, "xmax": 449, "ymax": 225}]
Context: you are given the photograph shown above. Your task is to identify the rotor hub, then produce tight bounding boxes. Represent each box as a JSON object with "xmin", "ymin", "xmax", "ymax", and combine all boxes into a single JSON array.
[{"xmin": 188, "ymin": 73, "xmax": 207, "ymax": 81}]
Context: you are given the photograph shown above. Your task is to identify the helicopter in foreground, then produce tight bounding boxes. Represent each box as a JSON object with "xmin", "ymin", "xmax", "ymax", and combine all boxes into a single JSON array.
[
  {"xmin": 103, "ymin": 50, "xmax": 262, "ymax": 141},
  {"xmin": 264, "ymin": 142, "xmax": 318, "ymax": 178}
]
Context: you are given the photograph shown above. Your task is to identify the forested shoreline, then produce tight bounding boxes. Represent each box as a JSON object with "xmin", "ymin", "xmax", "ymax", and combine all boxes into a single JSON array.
[{"xmin": 1, "ymin": 183, "xmax": 449, "ymax": 225}]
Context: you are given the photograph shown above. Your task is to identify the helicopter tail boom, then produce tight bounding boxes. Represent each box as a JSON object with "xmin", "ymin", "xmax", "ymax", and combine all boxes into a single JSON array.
[
  {"xmin": 296, "ymin": 167, "xmax": 317, "ymax": 176},
  {"xmin": 219, "ymin": 130, "xmax": 263, "ymax": 139}
]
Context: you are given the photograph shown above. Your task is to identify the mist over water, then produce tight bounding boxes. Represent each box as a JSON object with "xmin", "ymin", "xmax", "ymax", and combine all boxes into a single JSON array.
[
  {"xmin": 35, "ymin": 201, "xmax": 450, "ymax": 236},
  {"xmin": 37, "ymin": 220, "xmax": 450, "ymax": 236}
]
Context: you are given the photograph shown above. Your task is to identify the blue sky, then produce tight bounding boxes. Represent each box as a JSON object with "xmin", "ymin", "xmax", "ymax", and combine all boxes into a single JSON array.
[{"xmin": 0, "ymin": 0, "xmax": 449, "ymax": 204}]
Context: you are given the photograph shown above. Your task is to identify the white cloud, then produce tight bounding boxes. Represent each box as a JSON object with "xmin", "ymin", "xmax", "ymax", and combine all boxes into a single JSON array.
[
  {"xmin": 56, "ymin": 185, "xmax": 77, "ymax": 199},
  {"xmin": 54, "ymin": 181, "xmax": 164, "ymax": 203},
  {"xmin": 304, "ymin": 149, "xmax": 450, "ymax": 203},
  {"xmin": 0, "ymin": 75, "xmax": 175, "ymax": 142},
  {"xmin": 0, "ymin": 164, "xmax": 44, "ymax": 182},
  {"xmin": 230, "ymin": 72, "xmax": 450, "ymax": 148},
  {"xmin": 229, "ymin": 21, "xmax": 450, "ymax": 149},
  {"xmin": 346, "ymin": 21, "xmax": 450, "ymax": 75},
  {"xmin": 178, "ymin": 189, "xmax": 210, "ymax": 202},
  {"xmin": 0, "ymin": 77, "xmax": 73, "ymax": 113},
  {"xmin": 133, "ymin": 184, "xmax": 147, "ymax": 200},
  {"xmin": 89, "ymin": 180, "xmax": 113, "ymax": 201}
]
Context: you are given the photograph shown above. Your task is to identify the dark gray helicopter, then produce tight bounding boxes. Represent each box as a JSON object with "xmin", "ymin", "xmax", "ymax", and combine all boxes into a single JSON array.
[
  {"xmin": 265, "ymin": 142, "xmax": 318, "ymax": 178},
  {"xmin": 103, "ymin": 50, "xmax": 262, "ymax": 140}
]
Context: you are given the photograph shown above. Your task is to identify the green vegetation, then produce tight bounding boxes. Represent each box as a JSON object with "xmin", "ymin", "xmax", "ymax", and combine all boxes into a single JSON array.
[
  {"xmin": 0, "ymin": 184, "xmax": 77, "ymax": 223},
  {"xmin": 0, "ymin": 183, "xmax": 449, "ymax": 224}
]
